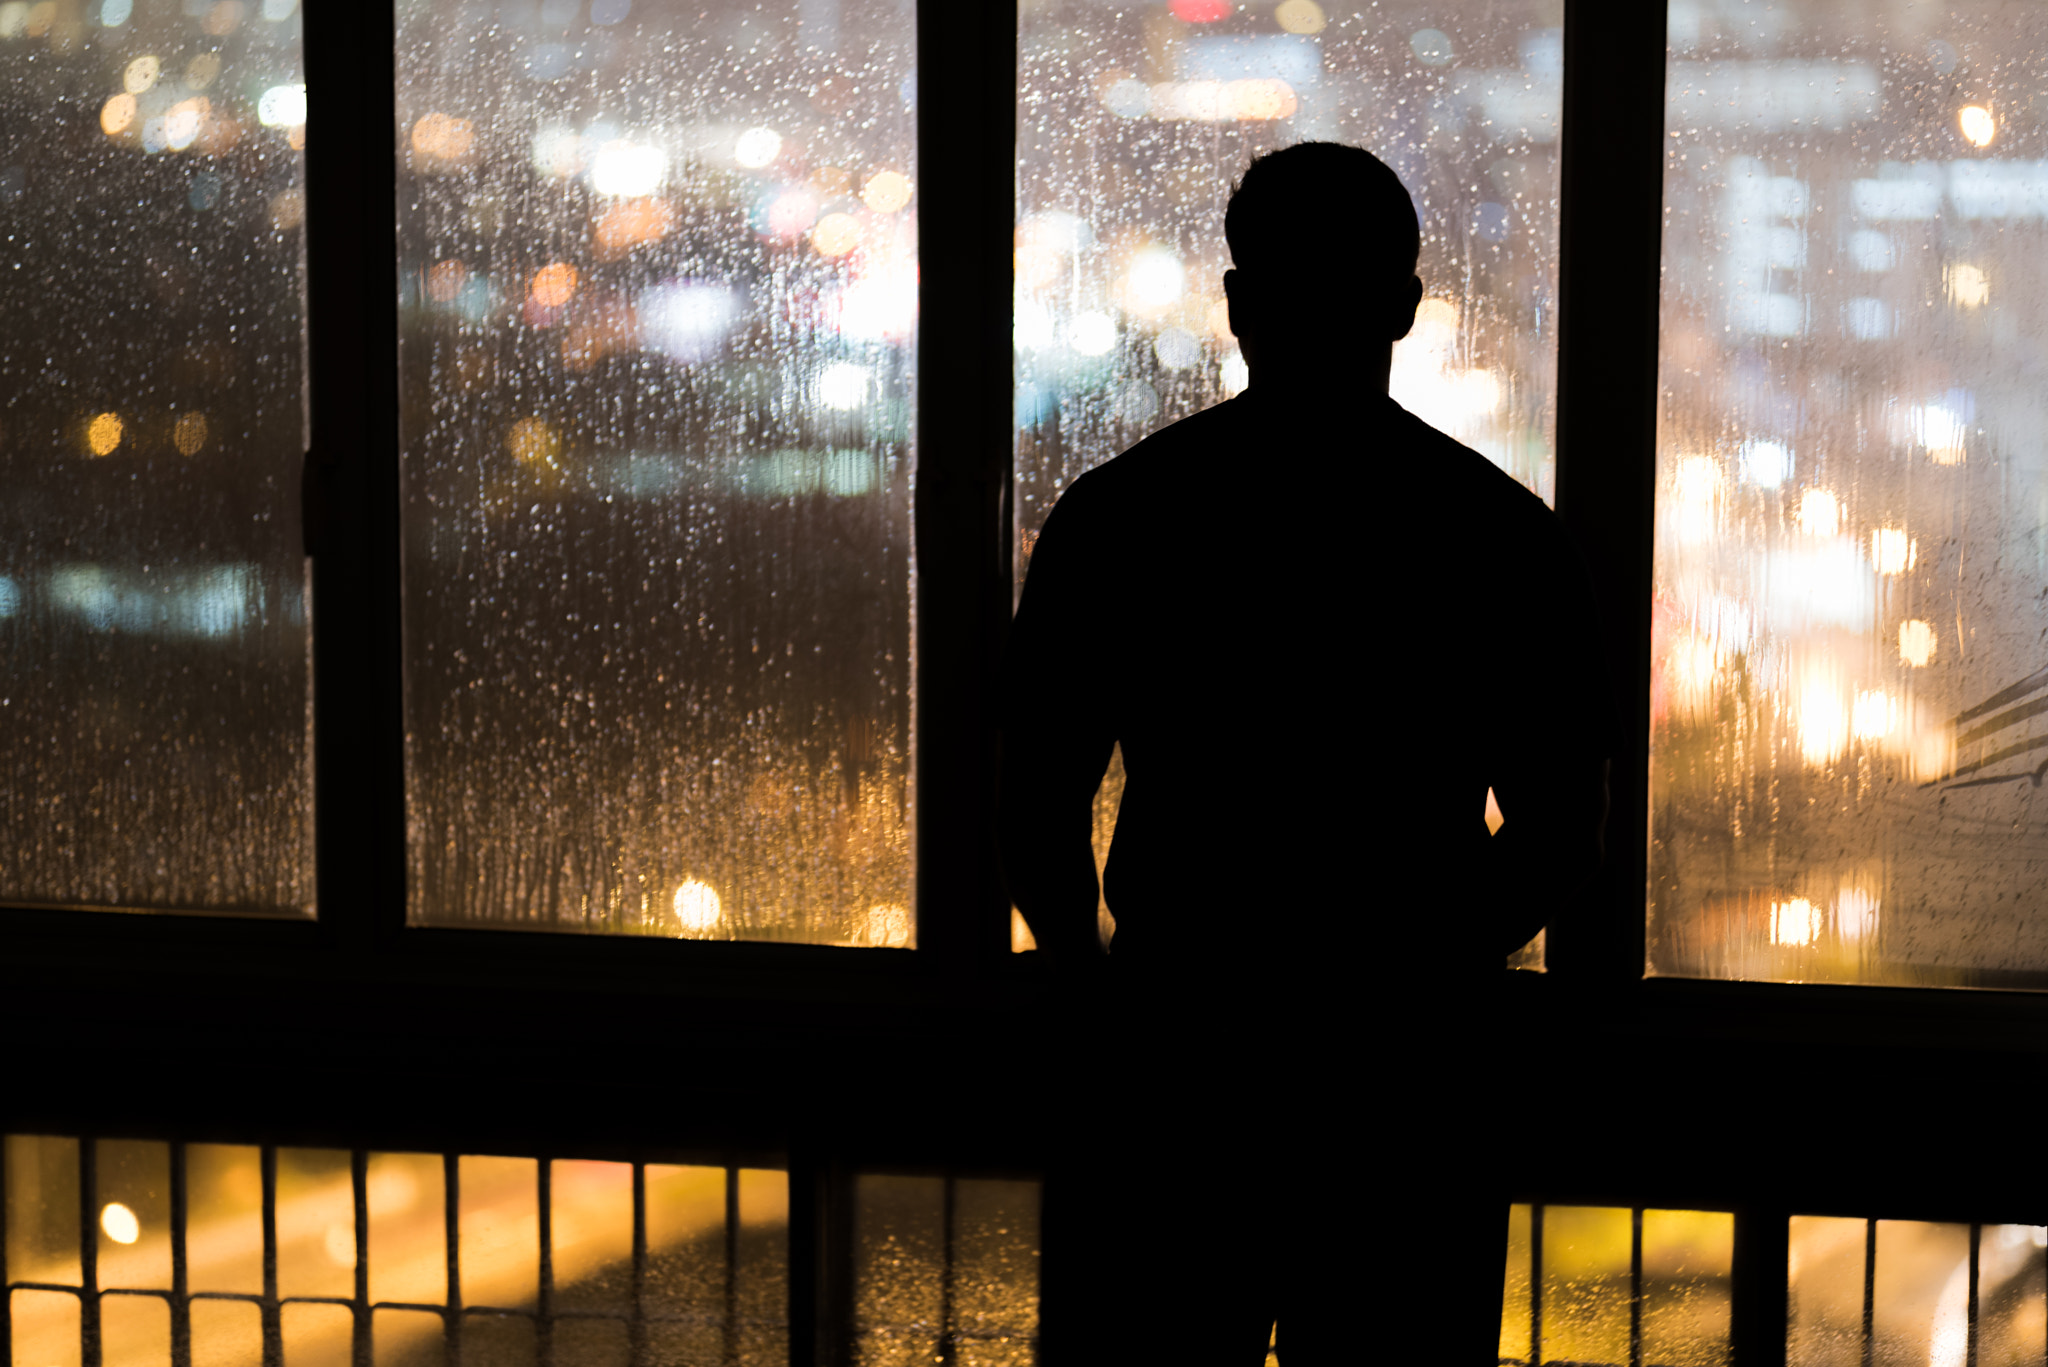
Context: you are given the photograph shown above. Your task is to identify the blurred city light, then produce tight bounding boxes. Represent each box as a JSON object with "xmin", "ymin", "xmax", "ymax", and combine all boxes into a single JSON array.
[
  {"xmin": 100, "ymin": 1203, "xmax": 140, "ymax": 1245},
  {"xmin": 124, "ymin": 55, "xmax": 159, "ymax": 93},
  {"xmin": 811, "ymin": 212, "xmax": 859, "ymax": 258},
  {"xmin": 1770, "ymin": 897, "xmax": 1821, "ymax": 946},
  {"xmin": 672, "ymin": 880, "xmax": 722, "ymax": 937},
  {"xmin": 1899, "ymin": 619, "xmax": 1937, "ymax": 667},
  {"xmin": 819, "ymin": 362, "xmax": 870, "ymax": 410},
  {"xmin": 733, "ymin": 126, "xmax": 781, "ymax": 169},
  {"xmin": 528, "ymin": 263, "xmax": 578, "ymax": 309},
  {"xmin": 1796, "ymin": 488, "xmax": 1841, "ymax": 537},
  {"xmin": 860, "ymin": 170, "xmax": 911, "ymax": 214},
  {"xmin": 589, "ymin": 140, "xmax": 663, "ymax": 196},
  {"xmin": 638, "ymin": 280, "xmax": 742, "ymax": 363},
  {"xmin": 1273, "ymin": 0, "xmax": 1324, "ymax": 35},
  {"xmin": 1959, "ymin": 104, "xmax": 1996, "ymax": 148},
  {"xmin": 1068, "ymin": 311, "xmax": 1116, "ymax": 356},
  {"xmin": 86, "ymin": 412, "xmax": 123, "ymax": 456},
  {"xmin": 258, "ymin": 84, "xmax": 306, "ymax": 128}
]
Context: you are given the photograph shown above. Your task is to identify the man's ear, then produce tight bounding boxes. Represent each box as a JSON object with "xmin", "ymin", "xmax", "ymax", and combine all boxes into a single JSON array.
[
  {"xmin": 1222, "ymin": 267, "xmax": 1250, "ymax": 343},
  {"xmin": 1386, "ymin": 273, "xmax": 1425, "ymax": 341}
]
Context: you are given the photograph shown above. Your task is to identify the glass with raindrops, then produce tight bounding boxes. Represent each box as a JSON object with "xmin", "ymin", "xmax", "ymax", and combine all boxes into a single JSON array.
[
  {"xmin": 1652, "ymin": 0, "xmax": 2048, "ymax": 986},
  {"xmin": 396, "ymin": 0, "xmax": 915, "ymax": 944},
  {"xmin": 0, "ymin": 0, "xmax": 313, "ymax": 914}
]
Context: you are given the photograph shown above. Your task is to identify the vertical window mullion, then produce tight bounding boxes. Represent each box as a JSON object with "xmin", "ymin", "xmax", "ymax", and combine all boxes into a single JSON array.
[
  {"xmin": 913, "ymin": 0, "xmax": 1022, "ymax": 970},
  {"xmin": 1551, "ymin": 0, "xmax": 1669, "ymax": 983},
  {"xmin": 301, "ymin": 0, "xmax": 408, "ymax": 950}
]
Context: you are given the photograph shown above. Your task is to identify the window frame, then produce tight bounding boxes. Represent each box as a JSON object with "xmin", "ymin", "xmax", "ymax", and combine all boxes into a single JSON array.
[{"xmin": 7, "ymin": 5, "xmax": 2048, "ymax": 1367}]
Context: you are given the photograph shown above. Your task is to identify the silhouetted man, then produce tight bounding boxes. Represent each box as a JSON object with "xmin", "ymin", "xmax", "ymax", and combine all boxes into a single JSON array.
[{"xmin": 1000, "ymin": 142, "xmax": 1611, "ymax": 1362}]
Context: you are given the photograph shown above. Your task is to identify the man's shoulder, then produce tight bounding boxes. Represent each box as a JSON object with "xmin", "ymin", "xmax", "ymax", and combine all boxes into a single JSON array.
[{"xmin": 1065, "ymin": 399, "xmax": 1246, "ymax": 498}]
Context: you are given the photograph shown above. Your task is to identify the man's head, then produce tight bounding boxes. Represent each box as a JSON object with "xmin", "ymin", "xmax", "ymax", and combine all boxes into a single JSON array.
[{"xmin": 1222, "ymin": 142, "xmax": 1425, "ymax": 389}]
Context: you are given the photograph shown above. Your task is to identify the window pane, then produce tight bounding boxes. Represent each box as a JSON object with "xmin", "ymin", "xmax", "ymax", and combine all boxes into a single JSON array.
[
  {"xmin": 396, "ymin": 0, "xmax": 915, "ymax": 943},
  {"xmin": 1015, "ymin": 0, "xmax": 1562, "ymax": 965},
  {"xmin": 1653, "ymin": 0, "xmax": 2048, "ymax": 986},
  {"xmin": 0, "ymin": 0, "xmax": 311, "ymax": 914}
]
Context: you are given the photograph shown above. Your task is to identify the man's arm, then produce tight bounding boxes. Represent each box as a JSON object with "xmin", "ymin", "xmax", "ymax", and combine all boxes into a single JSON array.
[
  {"xmin": 1478, "ymin": 517, "xmax": 1615, "ymax": 957},
  {"xmin": 998, "ymin": 492, "xmax": 1117, "ymax": 965}
]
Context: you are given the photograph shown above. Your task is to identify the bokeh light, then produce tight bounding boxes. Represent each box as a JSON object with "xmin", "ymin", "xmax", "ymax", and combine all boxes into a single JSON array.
[
  {"xmin": 860, "ymin": 171, "xmax": 912, "ymax": 214},
  {"xmin": 1947, "ymin": 262, "xmax": 1989, "ymax": 308},
  {"xmin": 86, "ymin": 412, "xmax": 123, "ymax": 456},
  {"xmin": 733, "ymin": 127, "xmax": 782, "ymax": 169},
  {"xmin": 1169, "ymin": 0, "xmax": 1231, "ymax": 21},
  {"xmin": 1870, "ymin": 527, "xmax": 1916, "ymax": 575},
  {"xmin": 594, "ymin": 198, "xmax": 673, "ymax": 257},
  {"xmin": 101, "ymin": 94, "xmax": 136, "ymax": 135},
  {"xmin": 820, "ymin": 361, "xmax": 870, "ymax": 410},
  {"xmin": 1769, "ymin": 897, "xmax": 1821, "ymax": 946},
  {"xmin": 185, "ymin": 53, "xmax": 220, "ymax": 89},
  {"xmin": 257, "ymin": 83, "xmax": 306, "ymax": 128},
  {"xmin": 411, "ymin": 112, "xmax": 474, "ymax": 161},
  {"xmin": 672, "ymin": 879, "xmax": 722, "ymax": 937},
  {"xmin": 505, "ymin": 416, "xmax": 562, "ymax": 469},
  {"xmin": 1795, "ymin": 487, "xmax": 1840, "ymax": 536},
  {"xmin": 1959, "ymin": 104, "xmax": 1996, "ymax": 148},
  {"xmin": 173, "ymin": 412, "xmax": 208, "ymax": 456},
  {"xmin": 811, "ymin": 211, "xmax": 860, "ymax": 258},
  {"xmin": 1068, "ymin": 311, "xmax": 1117, "ymax": 356},
  {"xmin": 427, "ymin": 259, "xmax": 469, "ymax": 303},
  {"xmin": 527, "ymin": 262, "xmax": 578, "ymax": 309},
  {"xmin": 100, "ymin": 1203, "xmax": 140, "ymax": 1245},
  {"xmin": 1898, "ymin": 619, "xmax": 1937, "ymax": 667},
  {"xmin": 590, "ymin": 140, "xmax": 664, "ymax": 196},
  {"xmin": 1273, "ymin": 0, "xmax": 1324, "ymax": 33},
  {"xmin": 123, "ymin": 55, "xmax": 159, "ymax": 94}
]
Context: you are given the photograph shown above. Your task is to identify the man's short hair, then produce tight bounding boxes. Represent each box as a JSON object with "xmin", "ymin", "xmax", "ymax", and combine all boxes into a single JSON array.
[{"xmin": 1224, "ymin": 142, "xmax": 1421, "ymax": 283}]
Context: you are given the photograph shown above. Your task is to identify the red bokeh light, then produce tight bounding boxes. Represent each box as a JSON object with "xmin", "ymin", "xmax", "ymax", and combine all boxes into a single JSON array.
[{"xmin": 1169, "ymin": 0, "xmax": 1231, "ymax": 20}]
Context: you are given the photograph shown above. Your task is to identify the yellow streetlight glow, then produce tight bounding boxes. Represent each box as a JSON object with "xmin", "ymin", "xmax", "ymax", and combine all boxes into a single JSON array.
[
  {"xmin": 101, "ymin": 94, "xmax": 136, "ymax": 135},
  {"xmin": 101, "ymin": 1203, "xmax": 140, "ymax": 1245},
  {"xmin": 673, "ymin": 880, "xmax": 722, "ymax": 937}
]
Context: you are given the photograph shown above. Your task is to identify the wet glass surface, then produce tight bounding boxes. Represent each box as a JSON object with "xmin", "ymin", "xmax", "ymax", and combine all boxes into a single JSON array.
[
  {"xmin": 0, "ymin": 0, "xmax": 312, "ymax": 915},
  {"xmin": 1652, "ymin": 0, "xmax": 2048, "ymax": 987},
  {"xmin": 396, "ymin": 0, "xmax": 915, "ymax": 944}
]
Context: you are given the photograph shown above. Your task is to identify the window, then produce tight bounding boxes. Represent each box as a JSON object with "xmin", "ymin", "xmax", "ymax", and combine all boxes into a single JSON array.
[{"xmin": 5, "ymin": 1, "xmax": 2048, "ymax": 1365}]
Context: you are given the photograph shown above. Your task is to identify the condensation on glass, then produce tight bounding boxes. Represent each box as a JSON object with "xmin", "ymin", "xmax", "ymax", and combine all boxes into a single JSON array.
[
  {"xmin": 396, "ymin": 0, "xmax": 914, "ymax": 943},
  {"xmin": 0, "ymin": 0, "xmax": 312, "ymax": 915},
  {"xmin": 1014, "ymin": 0, "xmax": 1561, "ymax": 966},
  {"xmin": 1789, "ymin": 1216, "xmax": 2047, "ymax": 1367},
  {"xmin": 1498, "ymin": 1204, "xmax": 1732, "ymax": 1367},
  {"xmin": 850, "ymin": 1174, "xmax": 1040, "ymax": 1367},
  {"xmin": 3, "ymin": 1134, "xmax": 786, "ymax": 1367},
  {"xmin": 1652, "ymin": 1, "xmax": 2048, "ymax": 987}
]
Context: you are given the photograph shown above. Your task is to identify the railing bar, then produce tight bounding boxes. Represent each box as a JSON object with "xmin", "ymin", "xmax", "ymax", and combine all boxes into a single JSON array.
[
  {"xmin": 1629, "ymin": 1207, "xmax": 1644, "ymax": 1367},
  {"xmin": 536, "ymin": 1159, "xmax": 554, "ymax": 1367},
  {"xmin": 630, "ymin": 1163, "xmax": 648, "ymax": 1367},
  {"xmin": 1967, "ymin": 1223, "xmax": 1981, "ymax": 1367},
  {"xmin": 722, "ymin": 1166, "xmax": 739, "ymax": 1367},
  {"xmin": 171, "ymin": 1141, "xmax": 191, "ymax": 1367},
  {"xmin": 1860, "ymin": 1219, "xmax": 1876, "ymax": 1367},
  {"xmin": 352, "ymin": 1150, "xmax": 371, "ymax": 1367},
  {"xmin": 445, "ymin": 1154, "xmax": 463, "ymax": 1367},
  {"xmin": 261, "ymin": 1146, "xmax": 281, "ymax": 1367},
  {"xmin": 79, "ymin": 1138, "xmax": 101, "ymax": 1367},
  {"xmin": 938, "ymin": 1175, "xmax": 956, "ymax": 1367}
]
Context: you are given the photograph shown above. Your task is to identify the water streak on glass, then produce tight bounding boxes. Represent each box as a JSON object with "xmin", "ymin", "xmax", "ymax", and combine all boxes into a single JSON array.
[
  {"xmin": 1652, "ymin": 0, "xmax": 2048, "ymax": 987},
  {"xmin": 1641, "ymin": 1208, "xmax": 1733, "ymax": 1367},
  {"xmin": 0, "ymin": 0, "xmax": 312, "ymax": 915},
  {"xmin": 396, "ymin": 0, "xmax": 915, "ymax": 943},
  {"xmin": 1787, "ymin": 1216, "xmax": 1869, "ymax": 1367},
  {"xmin": 1537, "ymin": 1205, "xmax": 1630, "ymax": 1366},
  {"xmin": 852, "ymin": 1174, "xmax": 1040, "ymax": 1367},
  {"xmin": 1978, "ymin": 1225, "xmax": 2048, "ymax": 1367},
  {"xmin": 1016, "ymin": 0, "xmax": 1561, "ymax": 966}
]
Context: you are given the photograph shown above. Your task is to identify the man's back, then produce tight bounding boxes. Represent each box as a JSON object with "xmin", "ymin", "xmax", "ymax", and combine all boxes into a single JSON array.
[{"xmin": 1004, "ymin": 385, "xmax": 1602, "ymax": 986}]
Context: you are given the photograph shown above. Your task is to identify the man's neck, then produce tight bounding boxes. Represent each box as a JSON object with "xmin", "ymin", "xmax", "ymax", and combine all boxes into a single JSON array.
[{"xmin": 1242, "ymin": 345, "xmax": 1394, "ymax": 399}]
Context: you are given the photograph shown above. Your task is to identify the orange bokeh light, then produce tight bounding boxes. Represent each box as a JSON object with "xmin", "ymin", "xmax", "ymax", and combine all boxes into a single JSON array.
[{"xmin": 528, "ymin": 262, "xmax": 579, "ymax": 309}]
